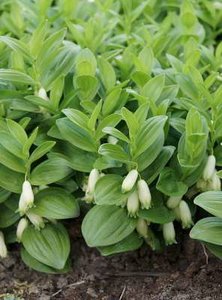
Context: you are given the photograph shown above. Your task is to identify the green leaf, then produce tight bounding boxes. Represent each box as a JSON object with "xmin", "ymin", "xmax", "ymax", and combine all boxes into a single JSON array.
[
  {"xmin": 0, "ymin": 189, "xmax": 11, "ymax": 204},
  {"xmin": 98, "ymin": 232, "xmax": 143, "ymax": 256},
  {"xmin": 135, "ymin": 46, "xmax": 153, "ymax": 75},
  {"xmin": 29, "ymin": 188, "xmax": 79, "ymax": 219},
  {"xmin": 29, "ymin": 20, "xmax": 48, "ymax": 58},
  {"xmin": 62, "ymin": 108, "xmax": 89, "ymax": 130},
  {"xmin": 57, "ymin": 118, "xmax": 98, "ymax": 152},
  {"xmin": 21, "ymin": 248, "xmax": 71, "ymax": 274},
  {"xmin": 23, "ymin": 127, "xmax": 38, "ymax": 157},
  {"xmin": 205, "ymin": 243, "xmax": 222, "ymax": 260},
  {"xmin": 194, "ymin": 191, "xmax": 222, "ymax": 218},
  {"xmin": 142, "ymin": 146, "xmax": 175, "ymax": 184},
  {"xmin": 0, "ymin": 131, "xmax": 25, "ymax": 159},
  {"xmin": 30, "ymin": 157, "xmax": 71, "ymax": 185},
  {"xmin": 102, "ymin": 87, "xmax": 122, "ymax": 116},
  {"xmin": 0, "ymin": 69, "xmax": 34, "ymax": 85},
  {"xmin": 74, "ymin": 75, "xmax": 99, "ymax": 102},
  {"xmin": 41, "ymin": 43, "xmax": 79, "ymax": 88},
  {"xmin": 28, "ymin": 141, "xmax": 56, "ymax": 165},
  {"xmin": 141, "ymin": 74, "xmax": 165, "ymax": 102},
  {"xmin": 102, "ymin": 127, "xmax": 130, "ymax": 143},
  {"xmin": 24, "ymin": 96, "xmax": 54, "ymax": 112},
  {"xmin": 138, "ymin": 205, "xmax": 175, "ymax": 224},
  {"xmin": 0, "ymin": 144, "xmax": 26, "ymax": 173},
  {"xmin": 176, "ymin": 74, "xmax": 199, "ymax": 100},
  {"xmin": 98, "ymin": 143, "xmax": 130, "ymax": 163},
  {"xmin": 0, "ymin": 165, "xmax": 23, "ymax": 193},
  {"xmin": 22, "ymin": 223, "xmax": 70, "ymax": 270},
  {"xmin": 190, "ymin": 217, "xmax": 222, "ymax": 245},
  {"xmin": 95, "ymin": 114, "xmax": 121, "ymax": 140},
  {"xmin": 0, "ymin": 204, "xmax": 20, "ymax": 228},
  {"xmin": 75, "ymin": 48, "xmax": 97, "ymax": 76},
  {"xmin": 54, "ymin": 143, "xmax": 97, "ymax": 173},
  {"xmin": 121, "ymin": 107, "xmax": 139, "ymax": 140},
  {"xmin": 98, "ymin": 56, "xmax": 116, "ymax": 91},
  {"xmin": 136, "ymin": 133, "xmax": 164, "ymax": 172},
  {"xmin": 133, "ymin": 116, "xmax": 167, "ymax": 158},
  {"xmin": 7, "ymin": 119, "xmax": 27, "ymax": 144},
  {"xmin": 82, "ymin": 205, "xmax": 137, "ymax": 247},
  {"xmin": 157, "ymin": 168, "xmax": 188, "ymax": 196},
  {"xmin": 0, "ymin": 36, "xmax": 32, "ymax": 61},
  {"xmin": 94, "ymin": 175, "xmax": 128, "ymax": 206},
  {"xmin": 88, "ymin": 100, "xmax": 102, "ymax": 130}
]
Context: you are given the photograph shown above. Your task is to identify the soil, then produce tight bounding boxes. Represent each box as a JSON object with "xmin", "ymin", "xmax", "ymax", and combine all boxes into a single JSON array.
[{"xmin": 1, "ymin": 223, "xmax": 222, "ymax": 300}]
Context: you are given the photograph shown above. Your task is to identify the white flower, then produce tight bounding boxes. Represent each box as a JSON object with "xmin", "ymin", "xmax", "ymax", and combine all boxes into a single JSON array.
[
  {"xmin": 26, "ymin": 212, "xmax": 45, "ymax": 230},
  {"xmin": 16, "ymin": 218, "xmax": 29, "ymax": 242},
  {"xmin": 87, "ymin": 169, "xmax": 100, "ymax": 194},
  {"xmin": 127, "ymin": 191, "xmax": 139, "ymax": 217},
  {"xmin": 122, "ymin": 170, "xmax": 138, "ymax": 193},
  {"xmin": 38, "ymin": 87, "xmax": 48, "ymax": 101},
  {"xmin": 107, "ymin": 136, "xmax": 118, "ymax": 145},
  {"xmin": 19, "ymin": 180, "xmax": 34, "ymax": 215},
  {"xmin": 163, "ymin": 222, "xmax": 176, "ymax": 245},
  {"xmin": 0, "ymin": 231, "xmax": 7, "ymax": 258},
  {"xmin": 137, "ymin": 179, "xmax": 151, "ymax": 209},
  {"xmin": 167, "ymin": 195, "xmax": 182, "ymax": 209},
  {"xmin": 209, "ymin": 172, "xmax": 221, "ymax": 191},
  {"xmin": 196, "ymin": 178, "xmax": 208, "ymax": 191},
  {"xmin": 136, "ymin": 218, "xmax": 148, "ymax": 238},
  {"xmin": 203, "ymin": 155, "xmax": 216, "ymax": 181},
  {"xmin": 179, "ymin": 200, "xmax": 193, "ymax": 229}
]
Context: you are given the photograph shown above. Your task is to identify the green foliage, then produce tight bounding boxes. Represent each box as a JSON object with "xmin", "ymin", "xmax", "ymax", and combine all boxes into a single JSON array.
[{"xmin": 0, "ymin": 0, "xmax": 222, "ymax": 273}]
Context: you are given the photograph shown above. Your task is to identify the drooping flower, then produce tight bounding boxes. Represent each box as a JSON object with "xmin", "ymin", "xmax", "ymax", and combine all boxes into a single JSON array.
[
  {"xmin": 202, "ymin": 155, "xmax": 216, "ymax": 181},
  {"xmin": 163, "ymin": 222, "xmax": 176, "ymax": 245},
  {"xmin": 0, "ymin": 231, "xmax": 7, "ymax": 258},
  {"xmin": 167, "ymin": 195, "xmax": 182, "ymax": 209},
  {"xmin": 136, "ymin": 218, "xmax": 148, "ymax": 238},
  {"xmin": 19, "ymin": 180, "xmax": 34, "ymax": 215},
  {"xmin": 179, "ymin": 200, "xmax": 193, "ymax": 229},
  {"xmin": 16, "ymin": 218, "xmax": 29, "ymax": 242},
  {"xmin": 87, "ymin": 169, "xmax": 100, "ymax": 194},
  {"xmin": 137, "ymin": 179, "xmax": 151, "ymax": 209},
  {"xmin": 127, "ymin": 191, "xmax": 139, "ymax": 217},
  {"xmin": 122, "ymin": 170, "xmax": 138, "ymax": 193},
  {"xmin": 38, "ymin": 87, "xmax": 48, "ymax": 101},
  {"xmin": 26, "ymin": 212, "xmax": 45, "ymax": 230}
]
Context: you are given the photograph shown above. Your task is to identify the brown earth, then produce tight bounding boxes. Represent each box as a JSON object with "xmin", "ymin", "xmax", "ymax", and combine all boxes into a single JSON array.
[{"xmin": 0, "ymin": 225, "xmax": 222, "ymax": 300}]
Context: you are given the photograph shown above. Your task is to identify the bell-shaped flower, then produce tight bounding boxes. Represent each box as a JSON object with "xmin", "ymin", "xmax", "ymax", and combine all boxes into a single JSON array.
[{"xmin": 122, "ymin": 170, "xmax": 138, "ymax": 193}]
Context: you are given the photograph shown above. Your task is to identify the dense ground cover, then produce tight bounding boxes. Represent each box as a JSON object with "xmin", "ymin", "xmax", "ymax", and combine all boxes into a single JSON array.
[{"xmin": 0, "ymin": 0, "xmax": 222, "ymax": 282}]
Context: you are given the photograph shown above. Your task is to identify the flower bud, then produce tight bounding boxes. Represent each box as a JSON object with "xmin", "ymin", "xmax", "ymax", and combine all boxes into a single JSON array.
[
  {"xmin": 38, "ymin": 87, "xmax": 48, "ymax": 101},
  {"xmin": 26, "ymin": 212, "xmax": 45, "ymax": 230},
  {"xmin": 108, "ymin": 136, "xmax": 118, "ymax": 145},
  {"xmin": 167, "ymin": 195, "xmax": 182, "ymax": 209},
  {"xmin": 163, "ymin": 222, "xmax": 176, "ymax": 245},
  {"xmin": 196, "ymin": 178, "xmax": 208, "ymax": 191},
  {"xmin": 19, "ymin": 180, "xmax": 34, "ymax": 215},
  {"xmin": 16, "ymin": 218, "xmax": 29, "ymax": 242},
  {"xmin": 83, "ymin": 192, "xmax": 94, "ymax": 203},
  {"xmin": 202, "ymin": 155, "xmax": 216, "ymax": 181},
  {"xmin": 122, "ymin": 170, "xmax": 138, "ymax": 193},
  {"xmin": 137, "ymin": 179, "xmax": 151, "ymax": 209},
  {"xmin": 136, "ymin": 218, "xmax": 148, "ymax": 238},
  {"xmin": 179, "ymin": 200, "xmax": 193, "ymax": 229},
  {"xmin": 0, "ymin": 231, "xmax": 7, "ymax": 258},
  {"xmin": 209, "ymin": 172, "xmax": 221, "ymax": 191},
  {"xmin": 127, "ymin": 191, "xmax": 139, "ymax": 217},
  {"xmin": 87, "ymin": 169, "xmax": 100, "ymax": 194}
]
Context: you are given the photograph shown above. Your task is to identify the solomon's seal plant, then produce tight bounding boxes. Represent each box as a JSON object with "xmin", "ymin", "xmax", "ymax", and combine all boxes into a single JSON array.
[{"xmin": 0, "ymin": 0, "xmax": 222, "ymax": 272}]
